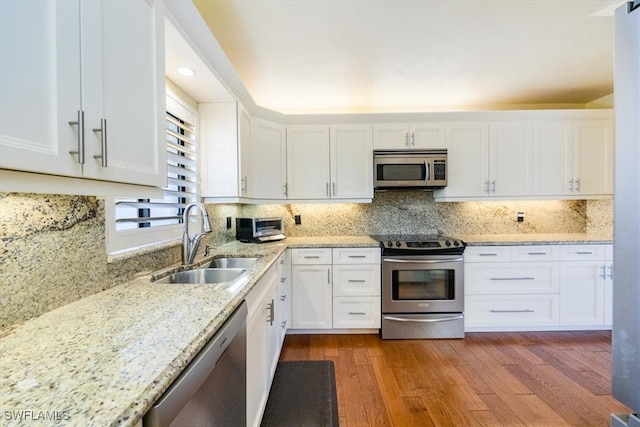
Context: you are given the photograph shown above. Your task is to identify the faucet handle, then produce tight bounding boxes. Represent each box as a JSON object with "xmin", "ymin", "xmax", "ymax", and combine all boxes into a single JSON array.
[{"xmin": 204, "ymin": 245, "xmax": 212, "ymax": 257}]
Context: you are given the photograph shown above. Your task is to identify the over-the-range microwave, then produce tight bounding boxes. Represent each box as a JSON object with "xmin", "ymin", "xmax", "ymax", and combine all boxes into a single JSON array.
[{"xmin": 374, "ymin": 149, "xmax": 448, "ymax": 189}]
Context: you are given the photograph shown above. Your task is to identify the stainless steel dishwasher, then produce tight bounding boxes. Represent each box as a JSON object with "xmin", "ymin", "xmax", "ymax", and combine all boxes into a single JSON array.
[{"xmin": 144, "ymin": 301, "xmax": 247, "ymax": 427}]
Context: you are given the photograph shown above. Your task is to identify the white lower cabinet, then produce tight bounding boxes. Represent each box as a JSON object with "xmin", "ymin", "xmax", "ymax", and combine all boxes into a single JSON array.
[
  {"xmin": 290, "ymin": 247, "xmax": 381, "ymax": 330},
  {"xmin": 246, "ymin": 257, "xmax": 287, "ymax": 427},
  {"xmin": 465, "ymin": 244, "xmax": 612, "ymax": 331}
]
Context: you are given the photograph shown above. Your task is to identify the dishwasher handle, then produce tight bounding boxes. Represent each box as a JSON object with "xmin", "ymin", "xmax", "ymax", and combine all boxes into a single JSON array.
[{"xmin": 144, "ymin": 301, "xmax": 247, "ymax": 427}]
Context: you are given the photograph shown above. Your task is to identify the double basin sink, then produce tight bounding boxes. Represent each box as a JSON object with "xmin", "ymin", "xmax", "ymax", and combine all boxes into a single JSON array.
[{"xmin": 155, "ymin": 257, "xmax": 259, "ymax": 285}]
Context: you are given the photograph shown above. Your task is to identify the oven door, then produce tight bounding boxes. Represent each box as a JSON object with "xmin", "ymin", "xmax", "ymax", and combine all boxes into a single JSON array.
[{"xmin": 381, "ymin": 255, "xmax": 464, "ymax": 313}]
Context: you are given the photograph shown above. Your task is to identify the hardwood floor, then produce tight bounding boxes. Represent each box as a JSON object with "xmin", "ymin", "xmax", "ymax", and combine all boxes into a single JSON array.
[{"xmin": 279, "ymin": 331, "xmax": 630, "ymax": 427}]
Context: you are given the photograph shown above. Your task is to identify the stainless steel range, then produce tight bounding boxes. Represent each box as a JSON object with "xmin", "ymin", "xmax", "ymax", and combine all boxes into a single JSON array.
[{"xmin": 373, "ymin": 234, "xmax": 466, "ymax": 339}]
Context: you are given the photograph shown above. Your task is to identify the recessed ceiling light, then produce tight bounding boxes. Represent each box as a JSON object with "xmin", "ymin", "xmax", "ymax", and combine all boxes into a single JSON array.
[{"xmin": 178, "ymin": 66, "xmax": 196, "ymax": 77}]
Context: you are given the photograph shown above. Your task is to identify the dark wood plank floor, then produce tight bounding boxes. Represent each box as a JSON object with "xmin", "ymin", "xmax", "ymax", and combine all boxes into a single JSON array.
[{"xmin": 279, "ymin": 331, "xmax": 630, "ymax": 427}]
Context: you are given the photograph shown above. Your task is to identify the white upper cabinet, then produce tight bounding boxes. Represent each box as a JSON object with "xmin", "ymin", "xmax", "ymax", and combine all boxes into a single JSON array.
[
  {"xmin": 374, "ymin": 123, "xmax": 446, "ymax": 149},
  {"xmin": 200, "ymin": 102, "xmax": 252, "ymax": 202},
  {"xmin": 0, "ymin": 0, "xmax": 165, "ymax": 188},
  {"xmin": 489, "ymin": 122, "xmax": 533, "ymax": 197},
  {"xmin": 286, "ymin": 124, "xmax": 373, "ymax": 201},
  {"xmin": 251, "ymin": 118, "xmax": 287, "ymax": 200},
  {"xmin": 330, "ymin": 125, "xmax": 374, "ymax": 199},
  {"xmin": 286, "ymin": 126, "xmax": 331, "ymax": 199},
  {"xmin": 434, "ymin": 123, "xmax": 489, "ymax": 198},
  {"xmin": 533, "ymin": 120, "xmax": 614, "ymax": 197}
]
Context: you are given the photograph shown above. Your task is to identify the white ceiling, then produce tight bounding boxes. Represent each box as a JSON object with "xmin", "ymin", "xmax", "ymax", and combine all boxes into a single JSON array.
[{"xmin": 172, "ymin": 0, "xmax": 623, "ymax": 114}]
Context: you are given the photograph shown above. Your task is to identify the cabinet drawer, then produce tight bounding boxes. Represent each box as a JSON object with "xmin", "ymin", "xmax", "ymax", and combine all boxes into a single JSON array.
[
  {"xmin": 464, "ymin": 246, "xmax": 511, "ymax": 262},
  {"xmin": 333, "ymin": 297, "xmax": 381, "ymax": 328},
  {"xmin": 511, "ymin": 245, "xmax": 560, "ymax": 261},
  {"xmin": 332, "ymin": 247, "xmax": 381, "ymax": 264},
  {"xmin": 465, "ymin": 294, "xmax": 560, "ymax": 327},
  {"xmin": 465, "ymin": 262, "xmax": 560, "ymax": 294},
  {"xmin": 333, "ymin": 264, "xmax": 381, "ymax": 296},
  {"xmin": 291, "ymin": 248, "xmax": 332, "ymax": 264},
  {"xmin": 560, "ymin": 245, "xmax": 605, "ymax": 261}
]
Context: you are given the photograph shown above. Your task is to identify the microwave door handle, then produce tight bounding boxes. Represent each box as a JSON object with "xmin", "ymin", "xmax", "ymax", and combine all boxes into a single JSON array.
[{"xmin": 425, "ymin": 159, "xmax": 430, "ymax": 184}]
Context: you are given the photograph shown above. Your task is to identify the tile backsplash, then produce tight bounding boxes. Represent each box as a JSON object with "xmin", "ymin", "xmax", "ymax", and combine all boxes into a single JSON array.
[{"xmin": 0, "ymin": 191, "xmax": 612, "ymax": 328}]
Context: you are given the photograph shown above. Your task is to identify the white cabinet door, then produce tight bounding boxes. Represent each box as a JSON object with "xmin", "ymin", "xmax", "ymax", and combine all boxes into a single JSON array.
[
  {"xmin": 238, "ymin": 105, "xmax": 252, "ymax": 198},
  {"xmin": 373, "ymin": 124, "xmax": 410, "ymax": 149},
  {"xmin": 85, "ymin": 0, "xmax": 164, "ymax": 186},
  {"xmin": 560, "ymin": 261, "xmax": 606, "ymax": 325},
  {"xmin": 251, "ymin": 118, "xmax": 287, "ymax": 199},
  {"xmin": 286, "ymin": 126, "xmax": 331, "ymax": 199},
  {"xmin": 246, "ymin": 298, "xmax": 268, "ymax": 427},
  {"xmin": 532, "ymin": 121, "xmax": 573, "ymax": 196},
  {"xmin": 0, "ymin": 0, "xmax": 164, "ymax": 187},
  {"xmin": 0, "ymin": 1, "xmax": 82, "ymax": 177},
  {"xmin": 199, "ymin": 102, "xmax": 239, "ymax": 198},
  {"xmin": 437, "ymin": 123, "xmax": 489, "ymax": 198},
  {"xmin": 373, "ymin": 123, "xmax": 445, "ymax": 149},
  {"xmin": 489, "ymin": 123, "xmax": 532, "ymax": 197},
  {"xmin": 330, "ymin": 125, "xmax": 373, "ymax": 199},
  {"xmin": 572, "ymin": 120, "xmax": 614, "ymax": 196},
  {"xmin": 291, "ymin": 264, "xmax": 333, "ymax": 329}
]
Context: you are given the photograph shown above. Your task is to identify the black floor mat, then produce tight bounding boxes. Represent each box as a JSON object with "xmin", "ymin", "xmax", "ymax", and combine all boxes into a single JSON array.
[{"xmin": 260, "ymin": 361, "xmax": 339, "ymax": 427}]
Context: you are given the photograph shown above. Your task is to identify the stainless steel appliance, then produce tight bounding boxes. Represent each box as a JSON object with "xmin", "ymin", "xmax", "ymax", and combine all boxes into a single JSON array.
[
  {"xmin": 236, "ymin": 217, "xmax": 285, "ymax": 243},
  {"xmin": 374, "ymin": 234, "xmax": 465, "ymax": 339},
  {"xmin": 374, "ymin": 149, "xmax": 447, "ymax": 189},
  {"xmin": 143, "ymin": 302, "xmax": 247, "ymax": 427}
]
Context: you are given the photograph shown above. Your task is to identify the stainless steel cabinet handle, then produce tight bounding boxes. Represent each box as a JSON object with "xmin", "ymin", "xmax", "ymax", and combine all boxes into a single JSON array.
[
  {"xmin": 383, "ymin": 315, "xmax": 464, "ymax": 323},
  {"xmin": 283, "ymin": 182, "xmax": 288, "ymax": 196},
  {"xmin": 326, "ymin": 182, "xmax": 330, "ymax": 196},
  {"xmin": 491, "ymin": 180, "xmax": 496, "ymax": 193},
  {"xmin": 607, "ymin": 265, "xmax": 613, "ymax": 280},
  {"xmin": 600, "ymin": 265, "xmax": 607, "ymax": 279},
  {"xmin": 332, "ymin": 182, "xmax": 336, "ymax": 196},
  {"xmin": 348, "ymin": 255, "xmax": 367, "ymax": 258},
  {"xmin": 576, "ymin": 251, "xmax": 593, "ymax": 255},
  {"xmin": 281, "ymin": 320, "xmax": 287, "ymax": 329},
  {"xmin": 569, "ymin": 179, "xmax": 574, "ymax": 191},
  {"xmin": 68, "ymin": 110, "xmax": 85, "ymax": 164},
  {"xmin": 490, "ymin": 309, "xmax": 534, "ymax": 313},
  {"xmin": 575, "ymin": 178, "xmax": 581, "ymax": 192},
  {"xmin": 266, "ymin": 300, "xmax": 274, "ymax": 326},
  {"xmin": 484, "ymin": 180, "xmax": 490, "ymax": 194},
  {"xmin": 303, "ymin": 256, "xmax": 320, "ymax": 259},
  {"xmin": 527, "ymin": 252, "xmax": 547, "ymax": 255},
  {"xmin": 92, "ymin": 118, "xmax": 108, "ymax": 167},
  {"xmin": 348, "ymin": 312, "xmax": 366, "ymax": 316},
  {"xmin": 280, "ymin": 294, "xmax": 287, "ymax": 302},
  {"xmin": 280, "ymin": 277, "xmax": 286, "ymax": 283},
  {"xmin": 347, "ymin": 279, "xmax": 366, "ymax": 283},
  {"xmin": 411, "ymin": 132, "xmax": 415, "ymax": 146},
  {"xmin": 405, "ymin": 132, "xmax": 409, "ymax": 147},
  {"xmin": 241, "ymin": 176, "xmax": 248, "ymax": 193},
  {"xmin": 328, "ymin": 269, "xmax": 331, "ymax": 284},
  {"xmin": 490, "ymin": 277, "xmax": 535, "ymax": 281},
  {"xmin": 479, "ymin": 253, "xmax": 498, "ymax": 256}
]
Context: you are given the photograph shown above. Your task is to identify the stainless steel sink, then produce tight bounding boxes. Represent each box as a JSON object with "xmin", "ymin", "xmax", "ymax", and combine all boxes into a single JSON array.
[
  {"xmin": 204, "ymin": 257, "xmax": 259, "ymax": 269},
  {"xmin": 156, "ymin": 268, "xmax": 247, "ymax": 284}
]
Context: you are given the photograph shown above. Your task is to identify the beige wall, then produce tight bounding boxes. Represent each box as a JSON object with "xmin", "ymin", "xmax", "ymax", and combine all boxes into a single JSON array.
[{"xmin": 0, "ymin": 191, "xmax": 612, "ymax": 328}]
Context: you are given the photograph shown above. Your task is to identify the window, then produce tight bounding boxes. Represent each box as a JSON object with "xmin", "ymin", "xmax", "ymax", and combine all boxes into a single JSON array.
[{"xmin": 106, "ymin": 92, "xmax": 199, "ymax": 254}]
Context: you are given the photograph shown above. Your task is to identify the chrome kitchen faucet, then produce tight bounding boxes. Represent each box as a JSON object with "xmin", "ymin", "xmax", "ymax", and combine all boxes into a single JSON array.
[{"xmin": 182, "ymin": 201, "xmax": 212, "ymax": 265}]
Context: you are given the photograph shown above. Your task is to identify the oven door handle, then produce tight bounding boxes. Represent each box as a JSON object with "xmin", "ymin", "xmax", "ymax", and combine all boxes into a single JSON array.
[
  {"xmin": 383, "ymin": 315, "xmax": 464, "ymax": 323},
  {"xmin": 383, "ymin": 258, "xmax": 463, "ymax": 264}
]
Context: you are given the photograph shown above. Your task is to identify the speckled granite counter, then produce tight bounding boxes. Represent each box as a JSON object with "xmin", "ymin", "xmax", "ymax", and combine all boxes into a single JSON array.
[
  {"xmin": 0, "ymin": 236, "xmax": 378, "ymax": 427},
  {"xmin": 455, "ymin": 233, "xmax": 613, "ymax": 246}
]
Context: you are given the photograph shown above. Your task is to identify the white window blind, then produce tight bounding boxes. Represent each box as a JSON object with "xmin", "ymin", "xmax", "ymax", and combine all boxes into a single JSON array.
[{"xmin": 106, "ymin": 93, "xmax": 199, "ymax": 254}]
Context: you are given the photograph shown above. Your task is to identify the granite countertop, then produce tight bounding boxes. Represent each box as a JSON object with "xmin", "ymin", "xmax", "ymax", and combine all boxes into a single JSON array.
[
  {"xmin": 455, "ymin": 233, "xmax": 613, "ymax": 246},
  {"xmin": 0, "ymin": 236, "xmax": 378, "ymax": 427}
]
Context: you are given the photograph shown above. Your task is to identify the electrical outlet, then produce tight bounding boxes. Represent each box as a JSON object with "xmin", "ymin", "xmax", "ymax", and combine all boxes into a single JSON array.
[
  {"xmin": 517, "ymin": 212, "xmax": 525, "ymax": 222},
  {"xmin": 226, "ymin": 217, "xmax": 232, "ymax": 229},
  {"xmin": 294, "ymin": 215, "xmax": 301, "ymax": 225}
]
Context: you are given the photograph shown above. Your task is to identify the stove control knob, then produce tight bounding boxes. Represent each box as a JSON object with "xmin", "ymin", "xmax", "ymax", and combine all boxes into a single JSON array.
[
  {"xmin": 453, "ymin": 240, "xmax": 460, "ymax": 246},
  {"xmin": 445, "ymin": 240, "xmax": 451, "ymax": 246},
  {"xmin": 395, "ymin": 241, "xmax": 401, "ymax": 247},
  {"xmin": 387, "ymin": 241, "xmax": 393, "ymax": 247}
]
